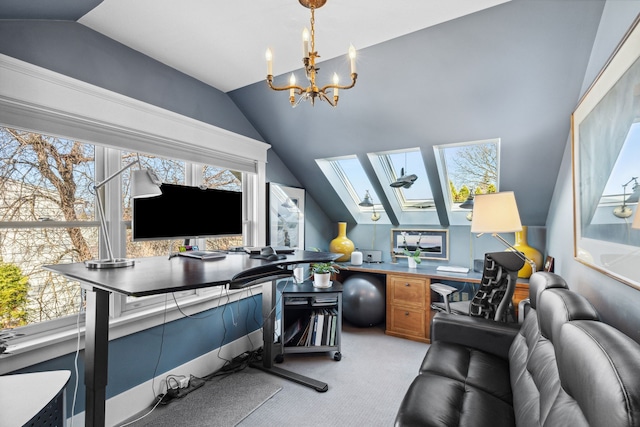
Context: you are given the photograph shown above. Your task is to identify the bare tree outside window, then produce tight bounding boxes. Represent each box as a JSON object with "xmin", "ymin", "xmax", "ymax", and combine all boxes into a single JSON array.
[
  {"xmin": 439, "ymin": 141, "xmax": 499, "ymax": 204},
  {"xmin": 0, "ymin": 127, "xmax": 96, "ymax": 325}
]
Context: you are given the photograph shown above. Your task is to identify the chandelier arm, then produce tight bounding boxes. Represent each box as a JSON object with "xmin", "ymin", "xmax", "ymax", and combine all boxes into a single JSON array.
[
  {"xmin": 266, "ymin": 76, "xmax": 305, "ymax": 92},
  {"xmin": 318, "ymin": 91, "xmax": 337, "ymax": 107},
  {"xmin": 318, "ymin": 73, "xmax": 358, "ymax": 93}
]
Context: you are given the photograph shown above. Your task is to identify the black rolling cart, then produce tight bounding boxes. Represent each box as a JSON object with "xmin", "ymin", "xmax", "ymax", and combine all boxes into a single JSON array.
[{"xmin": 277, "ymin": 280, "xmax": 343, "ymax": 362}]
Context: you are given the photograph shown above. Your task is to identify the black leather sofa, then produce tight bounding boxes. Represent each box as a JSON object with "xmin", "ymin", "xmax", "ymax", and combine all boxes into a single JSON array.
[{"xmin": 395, "ymin": 272, "xmax": 640, "ymax": 427}]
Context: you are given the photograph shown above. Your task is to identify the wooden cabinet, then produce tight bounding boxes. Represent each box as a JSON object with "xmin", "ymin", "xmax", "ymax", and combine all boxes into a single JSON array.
[
  {"xmin": 342, "ymin": 265, "xmax": 530, "ymax": 345},
  {"xmin": 386, "ymin": 274, "xmax": 431, "ymax": 343}
]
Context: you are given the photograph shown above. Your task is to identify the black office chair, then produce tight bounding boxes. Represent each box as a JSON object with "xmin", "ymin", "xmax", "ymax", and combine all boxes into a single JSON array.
[{"xmin": 431, "ymin": 251, "xmax": 525, "ymax": 323}]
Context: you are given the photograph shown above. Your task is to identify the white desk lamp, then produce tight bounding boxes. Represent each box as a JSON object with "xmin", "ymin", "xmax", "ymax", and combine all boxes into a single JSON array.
[
  {"xmin": 85, "ymin": 160, "xmax": 162, "ymax": 269},
  {"xmin": 470, "ymin": 191, "xmax": 537, "ymax": 274}
]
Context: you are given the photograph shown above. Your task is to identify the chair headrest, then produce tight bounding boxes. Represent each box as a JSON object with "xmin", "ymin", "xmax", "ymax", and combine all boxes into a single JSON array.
[
  {"xmin": 485, "ymin": 251, "xmax": 525, "ymax": 272},
  {"xmin": 529, "ymin": 272, "xmax": 568, "ymax": 309},
  {"xmin": 538, "ymin": 288, "xmax": 598, "ymax": 341}
]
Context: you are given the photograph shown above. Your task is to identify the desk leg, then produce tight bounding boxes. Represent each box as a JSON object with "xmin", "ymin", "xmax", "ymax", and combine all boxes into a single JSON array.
[
  {"xmin": 84, "ymin": 288, "xmax": 110, "ymax": 427},
  {"xmin": 251, "ymin": 279, "xmax": 329, "ymax": 392}
]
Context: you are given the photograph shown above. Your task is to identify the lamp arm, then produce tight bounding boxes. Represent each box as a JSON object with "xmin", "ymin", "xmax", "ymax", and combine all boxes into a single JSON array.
[
  {"xmin": 95, "ymin": 189, "xmax": 114, "ymax": 262},
  {"xmin": 481, "ymin": 232, "xmax": 537, "ymax": 274},
  {"xmin": 91, "ymin": 159, "xmax": 140, "ymax": 262},
  {"xmin": 94, "ymin": 160, "xmax": 140, "ymax": 190}
]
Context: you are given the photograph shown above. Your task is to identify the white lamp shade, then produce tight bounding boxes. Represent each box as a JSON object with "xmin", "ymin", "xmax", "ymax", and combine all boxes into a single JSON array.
[
  {"xmin": 633, "ymin": 208, "xmax": 640, "ymax": 229},
  {"xmin": 131, "ymin": 169, "xmax": 162, "ymax": 198},
  {"xmin": 471, "ymin": 191, "xmax": 523, "ymax": 234}
]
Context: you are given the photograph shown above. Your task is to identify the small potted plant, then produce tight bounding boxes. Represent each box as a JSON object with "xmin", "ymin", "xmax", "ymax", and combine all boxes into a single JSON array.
[
  {"xmin": 402, "ymin": 232, "xmax": 422, "ymax": 268},
  {"xmin": 403, "ymin": 248, "xmax": 422, "ymax": 268},
  {"xmin": 311, "ymin": 261, "xmax": 340, "ymax": 288}
]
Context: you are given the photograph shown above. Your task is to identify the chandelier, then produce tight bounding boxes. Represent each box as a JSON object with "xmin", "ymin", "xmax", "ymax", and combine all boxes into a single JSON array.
[{"xmin": 265, "ymin": 0, "xmax": 357, "ymax": 107}]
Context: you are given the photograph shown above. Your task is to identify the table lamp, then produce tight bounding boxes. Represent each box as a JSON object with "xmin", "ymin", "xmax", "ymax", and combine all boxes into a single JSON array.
[
  {"xmin": 85, "ymin": 160, "xmax": 162, "ymax": 269},
  {"xmin": 470, "ymin": 191, "xmax": 537, "ymax": 274}
]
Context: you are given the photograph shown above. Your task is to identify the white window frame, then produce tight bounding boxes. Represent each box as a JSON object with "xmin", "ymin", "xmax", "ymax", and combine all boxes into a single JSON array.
[{"xmin": 0, "ymin": 53, "xmax": 269, "ymax": 373}]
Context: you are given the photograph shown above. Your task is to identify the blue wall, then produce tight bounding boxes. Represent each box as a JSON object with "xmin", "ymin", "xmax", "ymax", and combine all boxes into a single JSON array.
[{"xmin": 0, "ymin": 20, "xmax": 264, "ymax": 142}]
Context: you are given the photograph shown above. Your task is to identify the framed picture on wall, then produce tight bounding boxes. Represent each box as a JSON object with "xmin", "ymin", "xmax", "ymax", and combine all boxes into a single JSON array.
[
  {"xmin": 572, "ymin": 15, "xmax": 640, "ymax": 289},
  {"xmin": 390, "ymin": 229, "xmax": 449, "ymax": 262},
  {"xmin": 267, "ymin": 183, "xmax": 305, "ymax": 249}
]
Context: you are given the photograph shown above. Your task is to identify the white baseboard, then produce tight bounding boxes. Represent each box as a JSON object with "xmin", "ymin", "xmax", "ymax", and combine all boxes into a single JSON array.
[{"xmin": 67, "ymin": 329, "xmax": 263, "ymax": 427}]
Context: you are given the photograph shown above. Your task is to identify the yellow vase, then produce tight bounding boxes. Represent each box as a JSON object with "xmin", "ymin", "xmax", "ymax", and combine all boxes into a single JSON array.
[
  {"xmin": 329, "ymin": 222, "xmax": 355, "ymax": 262},
  {"xmin": 510, "ymin": 226, "xmax": 543, "ymax": 279}
]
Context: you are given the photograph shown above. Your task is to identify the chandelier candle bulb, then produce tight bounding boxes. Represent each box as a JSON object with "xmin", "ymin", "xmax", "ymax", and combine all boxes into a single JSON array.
[
  {"xmin": 289, "ymin": 74, "xmax": 296, "ymax": 98},
  {"xmin": 265, "ymin": 48, "xmax": 273, "ymax": 75},
  {"xmin": 333, "ymin": 73, "xmax": 339, "ymax": 97},
  {"xmin": 302, "ymin": 28, "xmax": 310, "ymax": 57},
  {"xmin": 349, "ymin": 45, "xmax": 357, "ymax": 73}
]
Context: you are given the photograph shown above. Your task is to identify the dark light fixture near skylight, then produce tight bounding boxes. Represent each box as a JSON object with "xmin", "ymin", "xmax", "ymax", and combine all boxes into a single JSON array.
[
  {"xmin": 390, "ymin": 152, "xmax": 417, "ymax": 188},
  {"xmin": 359, "ymin": 190, "xmax": 381, "ymax": 221}
]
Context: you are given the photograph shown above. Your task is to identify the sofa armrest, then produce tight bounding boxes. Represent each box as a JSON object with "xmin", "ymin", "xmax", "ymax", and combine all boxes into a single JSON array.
[{"xmin": 431, "ymin": 312, "xmax": 520, "ymax": 359}]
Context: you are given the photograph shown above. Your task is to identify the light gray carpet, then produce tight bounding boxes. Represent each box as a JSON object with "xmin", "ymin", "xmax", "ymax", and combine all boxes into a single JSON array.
[
  {"xmin": 239, "ymin": 323, "xmax": 429, "ymax": 426},
  {"xmin": 126, "ymin": 322, "xmax": 428, "ymax": 426},
  {"xmin": 125, "ymin": 370, "xmax": 282, "ymax": 427}
]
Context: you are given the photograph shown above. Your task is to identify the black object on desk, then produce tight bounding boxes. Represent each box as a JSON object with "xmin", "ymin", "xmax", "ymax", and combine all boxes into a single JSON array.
[{"xmin": 44, "ymin": 250, "xmax": 339, "ymax": 427}]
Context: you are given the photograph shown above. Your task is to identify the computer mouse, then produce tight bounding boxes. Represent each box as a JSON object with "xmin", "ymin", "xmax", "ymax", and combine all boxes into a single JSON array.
[{"xmin": 266, "ymin": 254, "xmax": 282, "ymax": 261}]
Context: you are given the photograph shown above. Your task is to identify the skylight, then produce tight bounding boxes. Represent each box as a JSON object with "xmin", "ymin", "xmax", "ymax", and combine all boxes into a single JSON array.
[
  {"xmin": 315, "ymin": 155, "xmax": 387, "ymax": 224},
  {"xmin": 434, "ymin": 138, "xmax": 499, "ymax": 223}
]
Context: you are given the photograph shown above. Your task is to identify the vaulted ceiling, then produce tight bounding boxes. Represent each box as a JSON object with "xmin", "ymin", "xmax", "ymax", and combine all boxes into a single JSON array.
[{"xmin": 0, "ymin": 0, "xmax": 607, "ymax": 226}]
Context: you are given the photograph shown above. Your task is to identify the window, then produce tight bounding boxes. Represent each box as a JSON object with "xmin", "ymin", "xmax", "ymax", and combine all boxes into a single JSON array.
[
  {"xmin": 368, "ymin": 148, "xmax": 439, "ymax": 225},
  {"xmin": 0, "ymin": 127, "xmax": 96, "ymax": 328},
  {"xmin": 315, "ymin": 155, "xmax": 387, "ymax": 224},
  {"xmin": 202, "ymin": 164, "xmax": 244, "ymax": 251},
  {"xmin": 372, "ymin": 148, "xmax": 433, "ymax": 210},
  {"xmin": 0, "ymin": 55, "xmax": 268, "ymax": 372},
  {"xmin": 434, "ymin": 139, "xmax": 499, "ymax": 224}
]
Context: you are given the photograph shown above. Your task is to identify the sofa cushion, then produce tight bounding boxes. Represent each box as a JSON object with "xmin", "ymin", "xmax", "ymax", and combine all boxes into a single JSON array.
[
  {"xmin": 395, "ymin": 373, "xmax": 515, "ymax": 427},
  {"xmin": 509, "ymin": 282, "xmax": 598, "ymax": 427},
  {"xmin": 419, "ymin": 341, "xmax": 512, "ymax": 404},
  {"xmin": 552, "ymin": 320, "xmax": 640, "ymax": 427}
]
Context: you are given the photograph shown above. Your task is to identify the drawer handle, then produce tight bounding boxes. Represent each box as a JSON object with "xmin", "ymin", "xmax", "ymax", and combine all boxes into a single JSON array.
[
  {"xmin": 405, "ymin": 312, "xmax": 410, "ymax": 316},
  {"xmin": 405, "ymin": 283, "xmax": 410, "ymax": 287}
]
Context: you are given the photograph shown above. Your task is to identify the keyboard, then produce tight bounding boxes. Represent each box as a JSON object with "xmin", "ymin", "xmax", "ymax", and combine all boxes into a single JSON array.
[{"xmin": 436, "ymin": 265, "xmax": 470, "ymax": 274}]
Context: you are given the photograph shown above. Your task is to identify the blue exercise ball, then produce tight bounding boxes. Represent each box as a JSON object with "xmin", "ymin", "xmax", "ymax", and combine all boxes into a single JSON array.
[{"xmin": 342, "ymin": 274, "xmax": 385, "ymax": 327}]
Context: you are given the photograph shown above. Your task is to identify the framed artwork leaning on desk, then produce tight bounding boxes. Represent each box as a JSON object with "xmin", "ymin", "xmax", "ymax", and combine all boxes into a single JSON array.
[
  {"xmin": 267, "ymin": 182, "xmax": 305, "ymax": 249},
  {"xmin": 391, "ymin": 229, "xmax": 449, "ymax": 263}
]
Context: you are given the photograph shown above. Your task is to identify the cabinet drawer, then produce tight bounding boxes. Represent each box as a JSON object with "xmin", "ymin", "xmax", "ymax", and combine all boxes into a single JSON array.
[
  {"xmin": 388, "ymin": 306, "xmax": 426, "ymax": 338},
  {"xmin": 388, "ymin": 275, "xmax": 428, "ymax": 308}
]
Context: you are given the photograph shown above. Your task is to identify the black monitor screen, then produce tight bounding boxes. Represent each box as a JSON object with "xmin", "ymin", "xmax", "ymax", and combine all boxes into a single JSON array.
[{"xmin": 132, "ymin": 183, "xmax": 242, "ymax": 241}]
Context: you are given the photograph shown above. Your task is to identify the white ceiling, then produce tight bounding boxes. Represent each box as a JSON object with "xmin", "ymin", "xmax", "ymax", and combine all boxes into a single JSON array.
[{"xmin": 79, "ymin": 0, "xmax": 510, "ymax": 92}]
